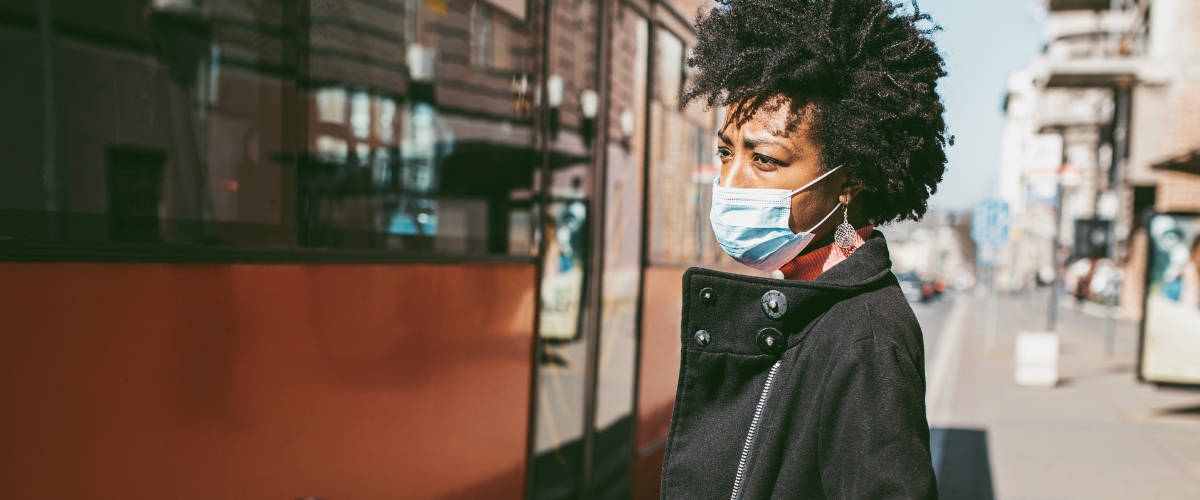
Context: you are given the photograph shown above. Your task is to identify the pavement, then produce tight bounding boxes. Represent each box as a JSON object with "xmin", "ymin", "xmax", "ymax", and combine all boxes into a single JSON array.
[{"xmin": 914, "ymin": 289, "xmax": 1200, "ymax": 500}]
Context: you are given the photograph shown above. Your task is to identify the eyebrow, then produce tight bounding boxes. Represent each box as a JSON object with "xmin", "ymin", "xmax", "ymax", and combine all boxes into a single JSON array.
[{"xmin": 716, "ymin": 130, "xmax": 798, "ymax": 157}]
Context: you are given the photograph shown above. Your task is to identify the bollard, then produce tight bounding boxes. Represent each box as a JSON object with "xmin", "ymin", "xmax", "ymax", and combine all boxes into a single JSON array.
[{"xmin": 1015, "ymin": 331, "xmax": 1059, "ymax": 388}]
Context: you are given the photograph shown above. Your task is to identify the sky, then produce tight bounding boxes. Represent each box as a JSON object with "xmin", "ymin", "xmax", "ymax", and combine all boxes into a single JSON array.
[{"xmin": 915, "ymin": 0, "xmax": 1046, "ymax": 212}]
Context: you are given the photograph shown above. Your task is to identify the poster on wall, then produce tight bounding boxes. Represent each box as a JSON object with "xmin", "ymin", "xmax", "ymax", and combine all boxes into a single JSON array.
[
  {"xmin": 539, "ymin": 200, "xmax": 589, "ymax": 341},
  {"xmin": 1140, "ymin": 214, "xmax": 1200, "ymax": 386}
]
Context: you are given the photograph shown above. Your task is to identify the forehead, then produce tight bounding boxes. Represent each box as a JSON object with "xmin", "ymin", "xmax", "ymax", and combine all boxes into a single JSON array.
[{"xmin": 720, "ymin": 96, "xmax": 813, "ymax": 138}]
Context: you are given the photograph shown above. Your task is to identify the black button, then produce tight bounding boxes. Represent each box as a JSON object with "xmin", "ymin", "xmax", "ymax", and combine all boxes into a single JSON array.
[
  {"xmin": 757, "ymin": 327, "xmax": 786, "ymax": 355},
  {"xmin": 700, "ymin": 287, "xmax": 716, "ymax": 305},
  {"xmin": 694, "ymin": 330, "xmax": 711, "ymax": 347},
  {"xmin": 760, "ymin": 290, "xmax": 787, "ymax": 319}
]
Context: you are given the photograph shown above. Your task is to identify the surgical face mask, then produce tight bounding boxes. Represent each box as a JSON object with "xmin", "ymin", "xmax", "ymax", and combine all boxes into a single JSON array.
[{"xmin": 709, "ymin": 165, "xmax": 844, "ymax": 271}]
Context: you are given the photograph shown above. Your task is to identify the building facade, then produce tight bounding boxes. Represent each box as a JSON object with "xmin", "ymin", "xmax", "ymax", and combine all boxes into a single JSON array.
[
  {"xmin": 0, "ymin": 0, "xmax": 727, "ymax": 498},
  {"xmin": 998, "ymin": 0, "xmax": 1200, "ymax": 317}
]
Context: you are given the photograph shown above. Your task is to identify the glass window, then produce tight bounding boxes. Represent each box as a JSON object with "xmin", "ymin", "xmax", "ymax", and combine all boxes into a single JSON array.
[
  {"xmin": 0, "ymin": 0, "xmax": 541, "ymax": 257},
  {"xmin": 529, "ymin": 0, "xmax": 602, "ymax": 496},
  {"xmin": 646, "ymin": 28, "xmax": 727, "ymax": 266},
  {"xmin": 585, "ymin": 6, "xmax": 650, "ymax": 497}
]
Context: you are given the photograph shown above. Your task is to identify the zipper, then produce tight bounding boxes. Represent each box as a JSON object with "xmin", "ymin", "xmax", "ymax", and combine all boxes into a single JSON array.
[{"xmin": 730, "ymin": 360, "xmax": 782, "ymax": 500}]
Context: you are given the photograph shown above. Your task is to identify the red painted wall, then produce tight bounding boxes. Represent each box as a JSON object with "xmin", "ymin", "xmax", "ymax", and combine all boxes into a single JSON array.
[
  {"xmin": 632, "ymin": 266, "xmax": 689, "ymax": 499},
  {"xmin": 636, "ymin": 266, "xmax": 686, "ymax": 451},
  {"xmin": 0, "ymin": 262, "xmax": 535, "ymax": 499}
]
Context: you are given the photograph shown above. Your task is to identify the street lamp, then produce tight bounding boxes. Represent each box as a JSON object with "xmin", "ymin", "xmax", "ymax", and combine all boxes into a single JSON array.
[
  {"xmin": 580, "ymin": 88, "xmax": 597, "ymax": 147},
  {"xmin": 547, "ymin": 74, "xmax": 562, "ymax": 140}
]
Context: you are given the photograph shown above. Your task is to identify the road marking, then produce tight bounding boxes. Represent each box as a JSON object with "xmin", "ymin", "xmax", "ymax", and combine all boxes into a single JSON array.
[
  {"xmin": 926, "ymin": 296, "xmax": 970, "ymax": 426},
  {"xmin": 925, "ymin": 296, "xmax": 970, "ymax": 476}
]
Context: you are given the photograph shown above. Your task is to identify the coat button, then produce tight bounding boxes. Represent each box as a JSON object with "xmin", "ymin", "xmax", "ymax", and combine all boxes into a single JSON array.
[
  {"xmin": 757, "ymin": 327, "xmax": 786, "ymax": 355},
  {"xmin": 699, "ymin": 287, "xmax": 716, "ymax": 305},
  {"xmin": 694, "ymin": 330, "xmax": 711, "ymax": 347},
  {"xmin": 760, "ymin": 290, "xmax": 787, "ymax": 319}
]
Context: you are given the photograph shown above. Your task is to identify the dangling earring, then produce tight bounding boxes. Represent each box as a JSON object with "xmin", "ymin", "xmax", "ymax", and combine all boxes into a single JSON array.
[{"xmin": 834, "ymin": 205, "xmax": 856, "ymax": 249}]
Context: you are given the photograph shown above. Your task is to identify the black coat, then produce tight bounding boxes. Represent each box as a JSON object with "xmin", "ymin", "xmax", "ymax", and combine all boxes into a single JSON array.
[{"xmin": 661, "ymin": 232, "xmax": 937, "ymax": 499}]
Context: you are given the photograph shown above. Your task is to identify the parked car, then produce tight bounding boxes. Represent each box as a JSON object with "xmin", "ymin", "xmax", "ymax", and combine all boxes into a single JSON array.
[
  {"xmin": 902, "ymin": 270, "xmax": 926, "ymax": 302},
  {"xmin": 896, "ymin": 271, "xmax": 941, "ymax": 302}
]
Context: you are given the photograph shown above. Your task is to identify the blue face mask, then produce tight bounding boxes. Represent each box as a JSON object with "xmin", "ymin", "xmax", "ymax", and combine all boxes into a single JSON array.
[{"xmin": 709, "ymin": 165, "xmax": 844, "ymax": 271}]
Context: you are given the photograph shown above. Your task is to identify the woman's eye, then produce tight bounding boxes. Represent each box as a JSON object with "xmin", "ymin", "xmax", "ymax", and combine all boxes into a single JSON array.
[{"xmin": 753, "ymin": 153, "xmax": 782, "ymax": 166}]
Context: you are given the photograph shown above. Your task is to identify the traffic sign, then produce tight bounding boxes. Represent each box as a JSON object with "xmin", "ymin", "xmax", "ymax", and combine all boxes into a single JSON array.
[{"xmin": 972, "ymin": 200, "xmax": 1011, "ymax": 248}]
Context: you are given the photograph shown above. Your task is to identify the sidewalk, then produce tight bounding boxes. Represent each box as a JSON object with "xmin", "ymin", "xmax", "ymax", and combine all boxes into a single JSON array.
[{"xmin": 930, "ymin": 289, "xmax": 1200, "ymax": 500}]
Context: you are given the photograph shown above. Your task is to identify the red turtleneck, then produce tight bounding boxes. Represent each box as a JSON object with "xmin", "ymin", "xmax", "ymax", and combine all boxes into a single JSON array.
[{"xmin": 778, "ymin": 225, "xmax": 875, "ymax": 281}]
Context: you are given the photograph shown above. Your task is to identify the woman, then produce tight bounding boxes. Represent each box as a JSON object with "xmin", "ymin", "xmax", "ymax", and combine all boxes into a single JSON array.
[{"xmin": 661, "ymin": 1, "xmax": 947, "ymax": 498}]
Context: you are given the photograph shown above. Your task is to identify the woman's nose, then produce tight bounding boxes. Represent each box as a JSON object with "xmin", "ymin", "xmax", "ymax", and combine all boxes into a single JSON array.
[{"xmin": 721, "ymin": 157, "xmax": 754, "ymax": 188}]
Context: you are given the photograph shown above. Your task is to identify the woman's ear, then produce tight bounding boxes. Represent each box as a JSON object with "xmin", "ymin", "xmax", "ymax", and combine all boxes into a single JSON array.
[{"xmin": 838, "ymin": 179, "xmax": 863, "ymax": 205}]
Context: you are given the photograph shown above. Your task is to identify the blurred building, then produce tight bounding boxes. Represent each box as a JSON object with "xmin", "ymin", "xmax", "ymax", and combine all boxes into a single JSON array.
[
  {"xmin": 886, "ymin": 210, "xmax": 976, "ymax": 290},
  {"xmin": 998, "ymin": 0, "xmax": 1200, "ymax": 316}
]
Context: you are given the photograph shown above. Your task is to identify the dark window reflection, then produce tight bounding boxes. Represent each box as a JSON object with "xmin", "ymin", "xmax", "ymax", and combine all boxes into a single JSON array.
[
  {"xmin": 0, "ymin": 0, "xmax": 540, "ymax": 256},
  {"xmin": 106, "ymin": 147, "xmax": 167, "ymax": 242}
]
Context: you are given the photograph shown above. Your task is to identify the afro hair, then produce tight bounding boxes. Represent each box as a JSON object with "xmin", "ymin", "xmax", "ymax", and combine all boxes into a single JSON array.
[{"xmin": 683, "ymin": 0, "xmax": 950, "ymax": 224}]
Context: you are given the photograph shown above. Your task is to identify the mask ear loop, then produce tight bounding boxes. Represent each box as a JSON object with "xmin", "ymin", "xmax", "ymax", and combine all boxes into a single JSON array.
[
  {"xmin": 803, "ymin": 201, "xmax": 843, "ymax": 234},
  {"xmin": 789, "ymin": 165, "xmax": 844, "ymax": 196}
]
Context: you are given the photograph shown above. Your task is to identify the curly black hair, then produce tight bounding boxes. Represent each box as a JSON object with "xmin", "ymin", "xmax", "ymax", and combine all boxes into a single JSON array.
[{"xmin": 683, "ymin": 0, "xmax": 949, "ymax": 224}]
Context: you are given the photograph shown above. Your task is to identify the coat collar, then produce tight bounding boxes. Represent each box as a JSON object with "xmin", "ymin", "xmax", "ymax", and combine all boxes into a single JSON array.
[{"xmin": 681, "ymin": 231, "xmax": 894, "ymax": 357}]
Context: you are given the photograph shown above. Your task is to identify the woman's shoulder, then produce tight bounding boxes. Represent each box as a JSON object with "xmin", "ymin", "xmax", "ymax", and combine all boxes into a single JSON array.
[{"xmin": 806, "ymin": 280, "xmax": 923, "ymax": 357}]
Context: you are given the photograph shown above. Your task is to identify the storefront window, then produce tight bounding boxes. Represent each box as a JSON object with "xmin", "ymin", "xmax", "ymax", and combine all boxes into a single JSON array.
[
  {"xmin": 586, "ymin": 6, "xmax": 650, "ymax": 497},
  {"xmin": 528, "ymin": 0, "xmax": 602, "ymax": 495},
  {"xmin": 0, "ymin": 0, "xmax": 541, "ymax": 257},
  {"xmin": 646, "ymin": 28, "xmax": 726, "ymax": 266}
]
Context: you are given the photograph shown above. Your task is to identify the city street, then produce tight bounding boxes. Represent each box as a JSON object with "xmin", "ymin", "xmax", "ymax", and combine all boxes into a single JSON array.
[{"xmin": 916, "ymin": 290, "xmax": 1200, "ymax": 500}]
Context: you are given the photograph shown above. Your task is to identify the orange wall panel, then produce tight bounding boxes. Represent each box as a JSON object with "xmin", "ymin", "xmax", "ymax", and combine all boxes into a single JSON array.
[
  {"xmin": 632, "ymin": 441, "xmax": 666, "ymax": 500},
  {"xmin": 0, "ymin": 262, "xmax": 536, "ymax": 499},
  {"xmin": 636, "ymin": 266, "xmax": 687, "ymax": 451}
]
